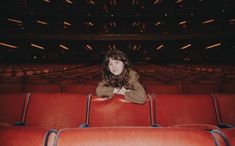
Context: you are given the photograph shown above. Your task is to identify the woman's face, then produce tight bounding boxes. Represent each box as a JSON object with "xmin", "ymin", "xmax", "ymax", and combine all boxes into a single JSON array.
[{"xmin": 108, "ymin": 58, "xmax": 124, "ymax": 76}]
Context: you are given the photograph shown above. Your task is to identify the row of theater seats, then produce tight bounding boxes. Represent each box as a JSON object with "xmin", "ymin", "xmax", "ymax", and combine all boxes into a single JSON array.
[
  {"xmin": 1, "ymin": 126, "xmax": 235, "ymax": 146},
  {"xmin": 0, "ymin": 82, "xmax": 235, "ymax": 94},
  {"xmin": 0, "ymin": 93, "xmax": 234, "ymax": 145},
  {"xmin": 0, "ymin": 93, "xmax": 234, "ymax": 129}
]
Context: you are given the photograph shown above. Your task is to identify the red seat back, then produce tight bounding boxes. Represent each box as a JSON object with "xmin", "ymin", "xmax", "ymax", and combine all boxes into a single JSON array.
[
  {"xmin": 0, "ymin": 127, "xmax": 56, "ymax": 146},
  {"xmin": 155, "ymin": 94, "xmax": 218, "ymax": 126},
  {"xmin": 55, "ymin": 127, "xmax": 220, "ymax": 146},
  {"xmin": 25, "ymin": 93, "xmax": 87, "ymax": 129},
  {"xmin": 0, "ymin": 93, "xmax": 28, "ymax": 124},
  {"xmin": 214, "ymin": 94, "xmax": 235, "ymax": 126},
  {"xmin": 88, "ymin": 94, "xmax": 152, "ymax": 127}
]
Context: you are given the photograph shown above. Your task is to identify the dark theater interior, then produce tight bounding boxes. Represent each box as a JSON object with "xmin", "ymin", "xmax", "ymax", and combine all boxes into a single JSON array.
[{"xmin": 0, "ymin": 0, "xmax": 234, "ymax": 146}]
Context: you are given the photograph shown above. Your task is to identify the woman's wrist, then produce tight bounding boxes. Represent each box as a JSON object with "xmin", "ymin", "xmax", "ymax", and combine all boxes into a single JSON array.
[{"xmin": 113, "ymin": 88, "xmax": 120, "ymax": 94}]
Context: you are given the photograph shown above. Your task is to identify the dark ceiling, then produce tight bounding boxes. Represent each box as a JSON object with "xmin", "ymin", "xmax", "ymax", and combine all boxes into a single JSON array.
[{"xmin": 0, "ymin": 0, "xmax": 234, "ymax": 64}]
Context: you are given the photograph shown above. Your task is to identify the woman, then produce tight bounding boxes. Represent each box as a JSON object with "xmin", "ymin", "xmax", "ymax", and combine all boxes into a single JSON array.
[{"xmin": 96, "ymin": 49, "xmax": 146, "ymax": 104}]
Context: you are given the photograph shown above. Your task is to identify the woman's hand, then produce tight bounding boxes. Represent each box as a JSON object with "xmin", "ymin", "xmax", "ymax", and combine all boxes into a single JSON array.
[{"xmin": 114, "ymin": 87, "xmax": 130, "ymax": 95}]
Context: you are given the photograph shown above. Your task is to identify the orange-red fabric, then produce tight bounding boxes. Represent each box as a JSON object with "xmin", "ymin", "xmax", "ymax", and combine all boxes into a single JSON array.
[
  {"xmin": 0, "ymin": 126, "xmax": 56, "ymax": 146},
  {"xmin": 216, "ymin": 94, "xmax": 235, "ymax": 126},
  {"xmin": 0, "ymin": 93, "xmax": 26, "ymax": 124},
  {"xmin": 63, "ymin": 84, "xmax": 96, "ymax": 94},
  {"xmin": 25, "ymin": 93, "xmax": 87, "ymax": 129},
  {"xmin": 155, "ymin": 94, "xmax": 218, "ymax": 128},
  {"xmin": 56, "ymin": 127, "xmax": 218, "ymax": 146},
  {"xmin": 145, "ymin": 84, "xmax": 182, "ymax": 94},
  {"xmin": 89, "ymin": 94, "xmax": 151, "ymax": 127}
]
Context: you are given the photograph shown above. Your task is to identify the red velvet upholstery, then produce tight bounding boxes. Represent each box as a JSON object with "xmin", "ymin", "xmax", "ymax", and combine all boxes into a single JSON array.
[
  {"xmin": 24, "ymin": 84, "xmax": 62, "ymax": 93},
  {"xmin": 63, "ymin": 84, "xmax": 96, "ymax": 94},
  {"xmin": 215, "ymin": 94, "xmax": 235, "ymax": 126},
  {"xmin": 155, "ymin": 95, "xmax": 218, "ymax": 128},
  {"xmin": 0, "ymin": 126, "xmax": 57, "ymax": 146},
  {"xmin": 0, "ymin": 93, "xmax": 28, "ymax": 124},
  {"xmin": 145, "ymin": 84, "xmax": 182, "ymax": 94},
  {"xmin": 25, "ymin": 93, "xmax": 87, "ymax": 129},
  {"xmin": 0, "ymin": 83, "xmax": 23, "ymax": 93},
  {"xmin": 88, "ymin": 94, "xmax": 152, "ymax": 127},
  {"xmin": 55, "ymin": 127, "xmax": 219, "ymax": 146},
  {"xmin": 182, "ymin": 83, "xmax": 220, "ymax": 94},
  {"xmin": 222, "ymin": 128, "xmax": 235, "ymax": 146}
]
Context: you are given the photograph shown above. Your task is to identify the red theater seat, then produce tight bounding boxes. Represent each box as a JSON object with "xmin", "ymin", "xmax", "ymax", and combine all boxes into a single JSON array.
[
  {"xmin": 154, "ymin": 94, "xmax": 218, "ymax": 129},
  {"xmin": 63, "ymin": 84, "xmax": 96, "ymax": 94},
  {"xmin": 0, "ymin": 126, "xmax": 57, "ymax": 146},
  {"xmin": 55, "ymin": 127, "xmax": 223, "ymax": 146},
  {"xmin": 0, "ymin": 93, "xmax": 29, "ymax": 125},
  {"xmin": 24, "ymin": 93, "xmax": 87, "ymax": 129},
  {"xmin": 24, "ymin": 83, "xmax": 62, "ymax": 93},
  {"xmin": 182, "ymin": 83, "xmax": 220, "ymax": 94},
  {"xmin": 87, "ymin": 94, "xmax": 152, "ymax": 127},
  {"xmin": 145, "ymin": 84, "xmax": 182, "ymax": 94},
  {"xmin": 213, "ymin": 94, "xmax": 235, "ymax": 126}
]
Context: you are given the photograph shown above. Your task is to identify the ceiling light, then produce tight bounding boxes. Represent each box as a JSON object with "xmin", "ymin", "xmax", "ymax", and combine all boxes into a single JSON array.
[
  {"xmin": 180, "ymin": 44, "xmax": 191, "ymax": 50},
  {"xmin": 36, "ymin": 20, "xmax": 48, "ymax": 25},
  {"xmin": 153, "ymin": 0, "xmax": 161, "ymax": 5},
  {"xmin": 0, "ymin": 42, "xmax": 18, "ymax": 49},
  {"xmin": 65, "ymin": 0, "xmax": 73, "ymax": 4},
  {"xmin": 156, "ymin": 44, "xmax": 164, "ymax": 50},
  {"xmin": 155, "ymin": 21, "xmax": 161, "ymax": 26},
  {"xmin": 59, "ymin": 44, "xmax": 70, "ymax": 50},
  {"xmin": 30, "ymin": 43, "xmax": 45, "ymax": 50},
  {"xmin": 202, "ymin": 19, "xmax": 215, "ymax": 24},
  {"xmin": 43, "ymin": 0, "xmax": 51, "ymax": 3},
  {"xmin": 64, "ymin": 21, "xmax": 71, "ymax": 26},
  {"xmin": 7, "ymin": 18, "xmax": 22, "ymax": 24},
  {"xmin": 206, "ymin": 43, "xmax": 221, "ymax": 49}
]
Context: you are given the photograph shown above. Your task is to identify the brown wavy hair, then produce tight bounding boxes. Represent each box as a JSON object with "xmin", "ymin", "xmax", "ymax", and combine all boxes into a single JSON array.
[{"xmin": 102, "ymin": 49, "xmax": 133, "ymax": 89}]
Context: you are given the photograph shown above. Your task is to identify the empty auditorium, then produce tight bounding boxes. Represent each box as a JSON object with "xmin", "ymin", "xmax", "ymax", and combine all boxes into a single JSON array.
[{"xmin": 0, "ymin": 1, "xmax": 234, "ymax": 146}]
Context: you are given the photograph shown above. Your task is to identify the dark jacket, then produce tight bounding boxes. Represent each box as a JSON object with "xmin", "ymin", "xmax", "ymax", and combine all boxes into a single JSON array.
[{"xmin": 96, "ymin": 69, "xmax": 147, "ymax": 104}]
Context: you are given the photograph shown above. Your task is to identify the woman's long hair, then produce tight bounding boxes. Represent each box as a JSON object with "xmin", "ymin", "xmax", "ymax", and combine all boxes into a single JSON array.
[{"xmin": 102, "ymin": 49, "xmax": 133, "ymax": 89}]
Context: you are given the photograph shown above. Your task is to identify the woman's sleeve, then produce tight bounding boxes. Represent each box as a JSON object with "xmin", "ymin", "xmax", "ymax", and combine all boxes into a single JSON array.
[
  {"xmin": 124, "ymin": 71, "xmax": 147, "ymax": 104},
  {"xmin": 96, "ymin": 81, "xmax": 114, "ymax": 98}
]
